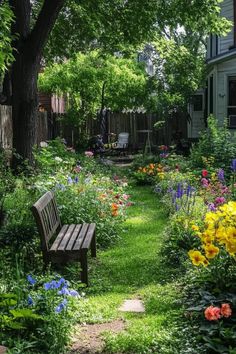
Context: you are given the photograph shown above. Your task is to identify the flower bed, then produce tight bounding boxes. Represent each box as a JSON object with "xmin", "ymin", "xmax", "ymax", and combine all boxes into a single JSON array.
[{"xmin": 131, "ymin": 139, "xmax": 236, "ymax": 353}]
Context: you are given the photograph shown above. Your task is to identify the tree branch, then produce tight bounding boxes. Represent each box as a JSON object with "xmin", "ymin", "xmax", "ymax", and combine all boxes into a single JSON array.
[{"xmin": 28, "ymin": 0, "xmax": 65, "ymax": 59}]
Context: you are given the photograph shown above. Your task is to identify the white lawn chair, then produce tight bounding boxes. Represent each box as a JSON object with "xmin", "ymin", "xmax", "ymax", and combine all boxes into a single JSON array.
[{"xmin": 112, "ymin": 132, "xmax": 129, "ymax": 155}]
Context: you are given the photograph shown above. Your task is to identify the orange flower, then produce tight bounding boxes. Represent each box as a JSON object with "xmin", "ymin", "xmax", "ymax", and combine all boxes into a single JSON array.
[
  {"xmin": 112, "ymin": 210, "xmax": 118, "ymax": 217},
  {"xmin": 221, "ymin": 303, "xmax": 232, "ymax": 318},
  {"xmin": 204, "ymin": 306, "xmax": 221, "ymax": 321},
  {"xmin": 111, "ymin": 203, "xmax": 118, "ymax": 211},
  {"xmin": 149, "ymin": 163, "xmax": 154, "ymax": 169}
]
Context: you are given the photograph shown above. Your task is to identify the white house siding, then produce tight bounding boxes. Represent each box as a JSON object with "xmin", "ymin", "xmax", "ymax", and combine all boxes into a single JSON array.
[{"xmin": 219, "ymin": 0, "xmax": 234, "ymax": 53}]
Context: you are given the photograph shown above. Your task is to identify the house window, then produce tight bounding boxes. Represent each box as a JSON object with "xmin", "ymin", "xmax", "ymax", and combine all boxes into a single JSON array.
[
  {"xmin": 228, "ymin": 76, "xmax": 236, "ymax": 127},
  {"xmin": 210, "ymin": 34, "xmax": 218, "ymax": 57},
  {"xmin": 209, "ymin": 75, "xmax": 214, "ymax": 115},
  {"xmin": 192, "ymin": 95, "xmax": 203, "ymax": 111}
]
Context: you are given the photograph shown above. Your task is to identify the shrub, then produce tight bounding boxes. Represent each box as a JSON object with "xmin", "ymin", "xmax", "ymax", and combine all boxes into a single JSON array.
[{"xmin": 190, "ymin": 116, "xmax": 236, "ymax": 174}]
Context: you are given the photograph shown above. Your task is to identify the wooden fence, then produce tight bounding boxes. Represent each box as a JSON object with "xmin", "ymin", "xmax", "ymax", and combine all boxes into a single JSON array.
[{"xmin": 0, "ymin": 106, "xmax": 189, "ymax": 152}]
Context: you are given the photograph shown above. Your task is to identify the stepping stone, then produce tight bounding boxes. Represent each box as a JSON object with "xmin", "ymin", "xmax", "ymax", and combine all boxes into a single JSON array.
[
  {"xmin": 0, "ymin": 346, "xmax": 7, "ymax": 354},
  {"xmin": 119, "ymin": 299, "xmax": 145, "ymax": 313}
]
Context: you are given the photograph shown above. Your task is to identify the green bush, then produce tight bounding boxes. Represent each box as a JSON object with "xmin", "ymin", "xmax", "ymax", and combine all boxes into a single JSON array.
[{"xmin": 190, "ymin": 116, "xmax": 236, "ymax": 174}]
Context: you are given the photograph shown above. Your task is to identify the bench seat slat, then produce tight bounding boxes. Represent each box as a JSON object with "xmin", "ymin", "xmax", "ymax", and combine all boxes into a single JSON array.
[
  {"xmin": 57, "ymin": 224, "xmax": 76, "ymax": 251},
  {"xmin": 73, "ymin": 223, "xmax": 89, "ymax": 251},
  {"xmin": 66, "ymin": 224, "xmax": 82, "ymax": 251},
  {"xmin": 50, "ymin": 225, "xmax": 69, "ymax": 251},
  {"xmin": 81, "ymin": 223, "xmax": 96, "ymax": 250}
]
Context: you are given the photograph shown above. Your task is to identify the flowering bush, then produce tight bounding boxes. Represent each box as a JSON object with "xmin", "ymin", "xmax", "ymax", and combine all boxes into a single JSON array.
[
  {"xmin": 0, "ymin": 274, "xmax": 80, "ymax": 353},
  {"xmin": 188, "ymin": 201, "xmax": 236, "ymax": 267},
  {"xmin": 133, "ymin": 163, "xmax": 164, "ymax": 184}
]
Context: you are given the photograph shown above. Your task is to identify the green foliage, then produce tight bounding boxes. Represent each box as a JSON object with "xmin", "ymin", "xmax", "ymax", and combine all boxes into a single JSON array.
[
  {"xmin": 43, "ymin": 0, "xmax": 231, "ymax": 61},
  {"xmin": 39, "ymin": 51, "xmax": 151, "ymax": 125},
  {"xmin": 190, "ymin": 116, "xmax": 236, "ymax": 173},
  {"xmin": 0, "ymin": 1, "xmax": 14, "ymax": 76},
  {"xmin": 0, "ymin": 147, "xmax": 15, "ymax": 227}
]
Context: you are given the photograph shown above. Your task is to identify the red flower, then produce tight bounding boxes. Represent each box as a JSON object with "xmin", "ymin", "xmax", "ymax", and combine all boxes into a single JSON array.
[{"xmin": 202, "ymin": 169, "xmax": 208, "ymax": 177}]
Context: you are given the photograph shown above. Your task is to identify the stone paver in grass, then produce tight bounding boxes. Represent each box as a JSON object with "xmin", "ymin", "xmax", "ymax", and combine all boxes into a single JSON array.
[
  {"xmin": 119, "ymin": 299, "xmax": 145, "ymax": 313},
  {"xmin": 0, "ymin": 346, "xmax": 7, "ymax": 354}
]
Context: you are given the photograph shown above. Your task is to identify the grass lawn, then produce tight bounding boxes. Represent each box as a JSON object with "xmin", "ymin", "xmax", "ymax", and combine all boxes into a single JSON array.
[{"xmin": 72, "ymin": 185, "xmax": 189, "ymax": 353}]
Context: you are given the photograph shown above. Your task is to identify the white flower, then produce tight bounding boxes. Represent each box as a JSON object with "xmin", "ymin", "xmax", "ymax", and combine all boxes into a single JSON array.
[{"xmin": 55, "ymin": 156, "xmax": 63, "ymax": 163}]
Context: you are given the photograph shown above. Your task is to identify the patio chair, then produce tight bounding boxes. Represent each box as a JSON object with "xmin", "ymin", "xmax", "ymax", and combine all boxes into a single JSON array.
[{"xmin": 111, "ymin": 132, "xmax": 129, "ymax": 155}]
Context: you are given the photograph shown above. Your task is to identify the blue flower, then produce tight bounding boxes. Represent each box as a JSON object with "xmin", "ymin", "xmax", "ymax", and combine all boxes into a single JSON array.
[
  {"xmin": 55, "ymin": 299, "xmax": 68, "ymax": 313},
  {"xmin": 74, "ymin": 176, "xmax": 79, "ymax": 184},
  {"xmin": 57, "ymin": 278, "xmax": 68, "ymax": 288},
  {"xmin": 27, "ymin": 295, "xmax": 34, "ymax": 306},
  {"xmin": 231, "ymin": 159, "xmax": 236, "ymax": 172},
  {"xmin": 27, "ymin": 275, "xmax": 36, "ymax": 285},
  {"xmin": 69, "ymin": 289, "xmax": 79, "ymax": 297},
  {"xmin": 58, "ymin": 287, "xmax": 70, "ymax": 296},
  {"xmin": 44, "ymin": 282, "xmax": 52, "ymax": 290}
]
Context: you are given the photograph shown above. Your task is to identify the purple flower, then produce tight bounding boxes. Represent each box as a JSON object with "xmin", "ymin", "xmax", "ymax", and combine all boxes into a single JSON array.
[
  {"xmin": 27, "ymin": 275, "xmax": 36, "ymax": 285},
  {"xmin": 176, "ymin": 184, "xmax": 183, "ymax": 198},
  {"xmin": 217, "ymin": 169, "xmax": 225, "ymax": 182},
  {"xmin": 231, "ymin": 159, "xmax": 236, "ymax": 172},
  {"xmin": 55, "ymin": 299, "xmax": 68, "ymax": 313},
  {"xmin": 208, "ymin": 203, "xmax": 216, "ymax": 212},
  {"xmin": 74, "ymin": 176, "xmax": 79, "ymax": 184},
  {"xmin": 67, "ymin": 176, "xmax": 73, "ymax": 184}
]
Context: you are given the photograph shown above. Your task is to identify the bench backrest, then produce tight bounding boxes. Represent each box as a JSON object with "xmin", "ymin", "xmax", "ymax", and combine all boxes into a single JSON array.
[{"xmin": 31, "ymin": 191, "xmax": 62, "ymax": 251}]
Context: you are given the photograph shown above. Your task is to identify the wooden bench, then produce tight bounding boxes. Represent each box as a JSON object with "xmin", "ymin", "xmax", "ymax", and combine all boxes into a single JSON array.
[{"xmin": 31, "ymin": 191, "xmax": 96, "ymax": 285}]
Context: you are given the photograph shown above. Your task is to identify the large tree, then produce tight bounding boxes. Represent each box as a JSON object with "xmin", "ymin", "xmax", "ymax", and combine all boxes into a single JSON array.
[{"xmin": 0, "ymin": 0, "xmax": 231, "ymax": 166}]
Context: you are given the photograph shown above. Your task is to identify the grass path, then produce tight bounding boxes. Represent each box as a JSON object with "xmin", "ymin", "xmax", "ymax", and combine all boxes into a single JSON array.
[{"xmin": 72, "ymin": 185, "xmax": 182, "ymax": 353}]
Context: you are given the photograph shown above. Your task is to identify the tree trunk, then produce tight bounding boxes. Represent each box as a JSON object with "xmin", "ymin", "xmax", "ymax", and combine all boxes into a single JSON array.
[
  {"xmin": 7, "ymin": 0, "xmax": 65, "ymax": 169},
  {"xmin": 11, "ymin": 50, "xmax": 40, "ymax": 167}
]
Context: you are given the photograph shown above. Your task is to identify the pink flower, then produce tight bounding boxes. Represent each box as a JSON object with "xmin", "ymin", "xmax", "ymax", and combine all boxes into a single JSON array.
[
  {"xmin": 122, "ymin": 194, "xmax": 130, "ymax": 200},
  {"xmin": 85, "ymin": 151, "xmax": 94, "ymax": 157},
  {"xmin": 204, "ymin": 306, "xmax": 221, "ymax": 321},
  {"xmin": 221, "ymin": 303, "xmax": 232, "ymax": 318},
  {"xmin": 201, "ymin": 178, "xmax": 209, "ymax": 187},
  {"xmin": 215, "ymin": 197, "xmax": 225, "ymax": 205}
]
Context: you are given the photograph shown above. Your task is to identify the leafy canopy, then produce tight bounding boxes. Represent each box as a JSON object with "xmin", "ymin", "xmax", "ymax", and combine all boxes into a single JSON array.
[{"xmin": 39, "ymin": 51, "xmax": 152, "ymax": 124}]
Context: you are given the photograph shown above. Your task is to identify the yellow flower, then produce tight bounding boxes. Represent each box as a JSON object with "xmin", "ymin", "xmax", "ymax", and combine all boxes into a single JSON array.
[
  {"xmin": 188, "ymin": 250, "xmax": 206, "ymax": 266},
  {"xmin": 203, "ymin": 244, "xmax": 219, "ymax": 259},
  {"xmin": 191, "ymin": 225, "xmax": 199, "ymax": 232}
]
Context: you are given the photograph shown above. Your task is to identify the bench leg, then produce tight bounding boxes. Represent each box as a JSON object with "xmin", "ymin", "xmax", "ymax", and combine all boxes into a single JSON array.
[
  {"xmin": 80, "ymin": 250, "xmax": 88, "ymax": 286},
  {"xmin": 91, "ymin": 231, "xmax": 96, "ymax": 258}
]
